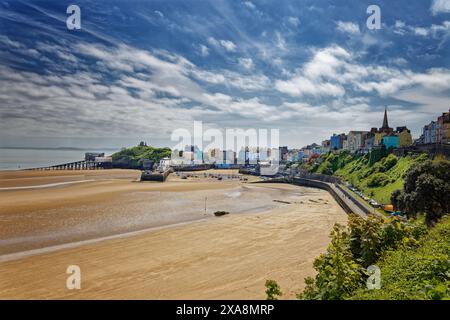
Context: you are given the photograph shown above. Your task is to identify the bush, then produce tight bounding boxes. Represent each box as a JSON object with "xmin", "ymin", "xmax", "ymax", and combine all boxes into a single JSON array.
[
  {"xmin": 297, "ymin": 215, "xmax": 428, "ymax": 299},
  {"xmin": 379, "ymin": 154, "xmax": 398, "ymax": 172},
  {"xmin": 298, "ymin": 224, "xmax": 365, "ymax": 300},
  {"xmin": 367, "ymin": 173, "xmax": 390, "ymax": 187},
  {"xmin": 352, "ymin": 216, "xmax": 450, "ymax": 300},
  {"xmin": 265, "ymin": 280, "xmax": 282, "ymax": 300}
]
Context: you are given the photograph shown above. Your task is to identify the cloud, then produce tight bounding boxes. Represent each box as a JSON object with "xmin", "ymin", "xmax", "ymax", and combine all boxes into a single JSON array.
[
  {"xmin": 0, "ymin": 37, "xmax": 278, "ymax": 142},
  {"xmin": 275, "ymin": 46, "xmax": 350, "ymax": 97},
  {"xmin": 414, "ymin": 27, "xmax": 429, "ymax": 36},
  {"xmin": 219, "ymin": 40, "xmax": 237, "ymax": 52},
  {"xmin": 154, "ymin": 10, "xmax": 164, "ymax": 18},
  {"xmin": 274, "ymin": 44, "xmax": 450, "ymax": 105},
  {"xmin": 243, "ymin": 1, "xmax": 256, "ymax": 9},
  {"xmin": 2, "ymin": 1, "xmax": 450, "ymax": 148},
  {"xmin": 238, "ymin": 57, "xmax": 254, "ymax": 70},
  {"xmin": 275, "ymin": 32, "xmax": 286, "ymax": 50},
  {"xmin": 287, "ymin": 17, "xmax": 300, "ymax": 27},
  {"xmin": 336, "ymin": 21, "xmax": 360, "ymax": 34},
  {"xmin": 199, "ymin": 44, "xmax": 209, "ymax": 57},
  {"xmin": 207, "ymin": 37, "xmax": 237, "ymax": 52},
  {"xmin": 393, "ymin": 20, "xmax": 450, "ymax": 39},
  {"xmin": 275, "ymin": 76, "xmax": 345, "ymax": 97},
  {"xmin": 431, "ymin": 0, "xmax": 450, "ymax": 15}
]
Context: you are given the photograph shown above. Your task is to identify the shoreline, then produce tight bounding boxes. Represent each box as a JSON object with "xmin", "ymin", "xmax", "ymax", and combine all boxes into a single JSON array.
[{"xmin": 0, "ymin": 218, "xmax": 210, "ymax": 263}]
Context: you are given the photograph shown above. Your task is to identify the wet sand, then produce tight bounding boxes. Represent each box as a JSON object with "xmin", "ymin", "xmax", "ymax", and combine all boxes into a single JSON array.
[{"xmin": 0, "ymin": 169, "xmax": 347, "ymax": 299}]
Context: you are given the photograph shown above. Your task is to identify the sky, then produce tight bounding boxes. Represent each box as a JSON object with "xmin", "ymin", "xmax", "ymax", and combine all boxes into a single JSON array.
[{"xmin": 1, "ymin": 0, "xmax": 450, "ymax": 149}]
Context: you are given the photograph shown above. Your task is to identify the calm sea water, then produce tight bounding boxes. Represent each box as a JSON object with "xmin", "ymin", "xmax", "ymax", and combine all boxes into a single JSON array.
[{"xmin": 0, "ymin": 148, "xmax": 117, "ymax": 170}]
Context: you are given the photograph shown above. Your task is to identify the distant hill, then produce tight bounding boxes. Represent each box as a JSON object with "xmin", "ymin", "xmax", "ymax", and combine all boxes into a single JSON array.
[{"xmin": 111, "ymin": 145, "xmax": 171, "ymax": 169}]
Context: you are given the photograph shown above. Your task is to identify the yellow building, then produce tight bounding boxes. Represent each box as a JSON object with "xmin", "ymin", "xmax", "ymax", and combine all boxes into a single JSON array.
[
  {"xmin": 399, "ymin": 128, "xmax": 413, "ymax": 147},
  {"xmin": 374, "ymin": 132, "xmax": 384, "ymax": 146}
]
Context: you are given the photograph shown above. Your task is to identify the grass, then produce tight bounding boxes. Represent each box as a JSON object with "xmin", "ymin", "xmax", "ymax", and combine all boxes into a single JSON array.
[{"xmin": 334, "ymin": 153, "xmax": 428, "ymax": 204}]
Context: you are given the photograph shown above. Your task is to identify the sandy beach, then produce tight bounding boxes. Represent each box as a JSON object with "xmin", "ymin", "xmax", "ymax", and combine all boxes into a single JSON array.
[{"xmin": 0, "ymin": 169, "xmax": 347, "ymax": 299}]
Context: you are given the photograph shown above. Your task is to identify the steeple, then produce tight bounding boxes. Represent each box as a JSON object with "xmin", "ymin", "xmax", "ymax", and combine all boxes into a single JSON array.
[{"xmin": 382, "ymin": 106, "xmax": 389, "ymax": 129}]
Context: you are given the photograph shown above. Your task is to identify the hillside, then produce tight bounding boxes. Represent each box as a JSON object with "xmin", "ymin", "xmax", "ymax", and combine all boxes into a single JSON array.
[
  {"xmin": 111, "ymin": 145, "xmax": 171, "ymax": 169},
  {"xmin": 314, "ymin": 151, "xmax": 428, "ymax": 204},
  {"xmin": 351, "ymin": 216, "xmax": 450, "ymax": 300}
]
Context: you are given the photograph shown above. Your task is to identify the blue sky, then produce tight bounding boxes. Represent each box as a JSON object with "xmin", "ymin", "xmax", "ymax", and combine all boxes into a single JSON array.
[{"xmin": 1, "ymin": 0, "xmax": 450, "ymax": 148}]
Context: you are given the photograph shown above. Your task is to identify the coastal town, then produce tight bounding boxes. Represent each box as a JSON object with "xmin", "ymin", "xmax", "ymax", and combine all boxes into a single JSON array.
[
  {"xmin": 1, "ymin": 0, "xmax": 450, "ymax": 305},
  {"xmin": 28, "ymin": 108, "xmax": 450, "ymax": 181},
  {"xmin": 145, "ymin": 108, "xmax": 450, "ymax": 175}
]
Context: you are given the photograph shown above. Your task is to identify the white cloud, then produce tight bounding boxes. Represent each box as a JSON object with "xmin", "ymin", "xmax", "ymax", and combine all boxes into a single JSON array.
[
  {"xmin": 238, "ymin": 57, "xmax": 254, "ymax": 70},
  {"xmin": 414, "ymin": 27, "xmax": 429, "ymax": 36},
  {"xmin": 243, "ymin": 1, "xmax": 255, "ymax": 9},
  {"xmin": 207, "ymin": 37, "xmax": 237, "ymax": 52},
  {"xmin": 275, "ymin": 76, "xmax": 345, "ymax": 97},
  {"xmin": 393, "ymin": 20, "xmax": 450, "ymax": 39},
  {"xmin": 431, "ymin": 0, "xmax": 450, "ymax": 15},
  {"xmin": 287, "ymin": 17, "xmax": 300, "ymax": 27},
  {"xmin": 336, "ymin": 21, "xmax": 360, "ymax": 34},
  {"xmin": 154, "ymin": 10, "xmax": 164, "ymax": 18},
  {"xmin": 275, "ymin": 32, "xmax": 286, "ymax": 50},
  {"xmin": 2, "ymin": 35, "xmax": 450, "ymax": 148},
  {"xmin": 219, "ymin": 40, "xmax": 237, "ymax": 52},
  {"xmin": 199, "ymin": 44, "xmax": 209, "ymax": 57},
  {"xmin": 274, "ymin": 44, "xmax": 450, "ymax": 106},
  {"xmin": 395, "ymin": 21, "xmax": 406, "ymax": 28}
]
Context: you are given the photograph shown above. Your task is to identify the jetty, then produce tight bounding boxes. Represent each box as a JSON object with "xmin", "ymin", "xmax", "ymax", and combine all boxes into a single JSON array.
[{"xmin": 27, "ymin": 159, "xmax": 107, "ymax": 171}]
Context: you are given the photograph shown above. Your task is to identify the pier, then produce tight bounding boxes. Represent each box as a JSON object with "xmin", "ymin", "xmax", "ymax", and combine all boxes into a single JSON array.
[{"xmin": 27, "ymin": 160, "xmax": 104, "ymax": 171}]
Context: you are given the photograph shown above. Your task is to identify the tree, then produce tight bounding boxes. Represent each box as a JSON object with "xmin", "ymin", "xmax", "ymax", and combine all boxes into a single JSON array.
[
  {"xmin": 348, "ymin": 215, "xmax": 384, "ymax": 267},
  {"xmin": 391, "ymin": 159, "xmax": 450, "ymax": 226},
  {"xmin": 265, "ymin": 280, "xmax": 282, "ymax": 300}
]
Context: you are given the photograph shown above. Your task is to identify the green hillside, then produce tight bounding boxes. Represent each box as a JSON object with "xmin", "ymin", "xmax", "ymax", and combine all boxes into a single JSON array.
[
  {"xmin": 315, "ymin": 151, "xmax": 428, "ymax": 204},
  {"xmin": 289, "ymin": 154, "xmax": 450, "ymax": 301},
  {"xmin": 111, "ymin": 144, "xmax": 171, "ymax": 169}
]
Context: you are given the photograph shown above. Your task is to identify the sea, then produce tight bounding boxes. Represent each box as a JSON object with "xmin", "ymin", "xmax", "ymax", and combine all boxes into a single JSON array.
[{"xmin": 0, "ymin": 148, "xmax": 118, "ymax": 170}]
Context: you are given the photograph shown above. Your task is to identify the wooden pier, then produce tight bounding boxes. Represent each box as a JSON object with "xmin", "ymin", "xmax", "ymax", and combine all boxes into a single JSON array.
[{"xmin": 28, "ymin": 160, "xmax": 104, "ymax": 171}]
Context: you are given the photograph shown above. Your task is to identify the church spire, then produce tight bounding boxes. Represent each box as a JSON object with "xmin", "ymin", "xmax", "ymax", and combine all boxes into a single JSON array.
[{"xmin": 382, "ymin": 106, "xmax": 389, "ymax": 129}]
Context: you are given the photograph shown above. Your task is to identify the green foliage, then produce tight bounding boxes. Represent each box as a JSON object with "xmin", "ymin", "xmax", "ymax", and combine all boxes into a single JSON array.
[
  {"xmin": 367, "ymin": 173, "xmax": 390, "ymax": 187},
  {"xmin": 298, "ymin": 224, "xmax": 366, "ymax": 300},
  {"xmin": 111, "ymin": 144, "xmax": 171, "ymax": 169},
  {"xmin": 392, "ymin": 158, "xmax": 450, "ymax": 225},
  {"xmin": 348, "ymin": 215, "xmax": 426, "ymax": 267},
  {"xmin": 379, "ymin": 154, "xmax": 398, "ymax": 172},
  {"xmin": 352, "ymin": 216, "xmax": 450, "ymax": 300},
  {"xmin": 265, "ymin": 280, "xmax": 282, "ymax": 300},
  {"xmin": 298, "ymin": 215, "xmax": 428, "ymax": 300},
  {"xmin": 313, "ymin": 151, "xmax": 355, "ymax": 175},
  {"xmin": 348, "ymin": 215, "xmax": 384, "ymax": 267},
  {"xmin": 368, "ymin": 148, "xmax": 388, "ymax": 166},
  {"xmin": 335, "ymin": 153, "xmax": 427, "ymax": 204}
]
